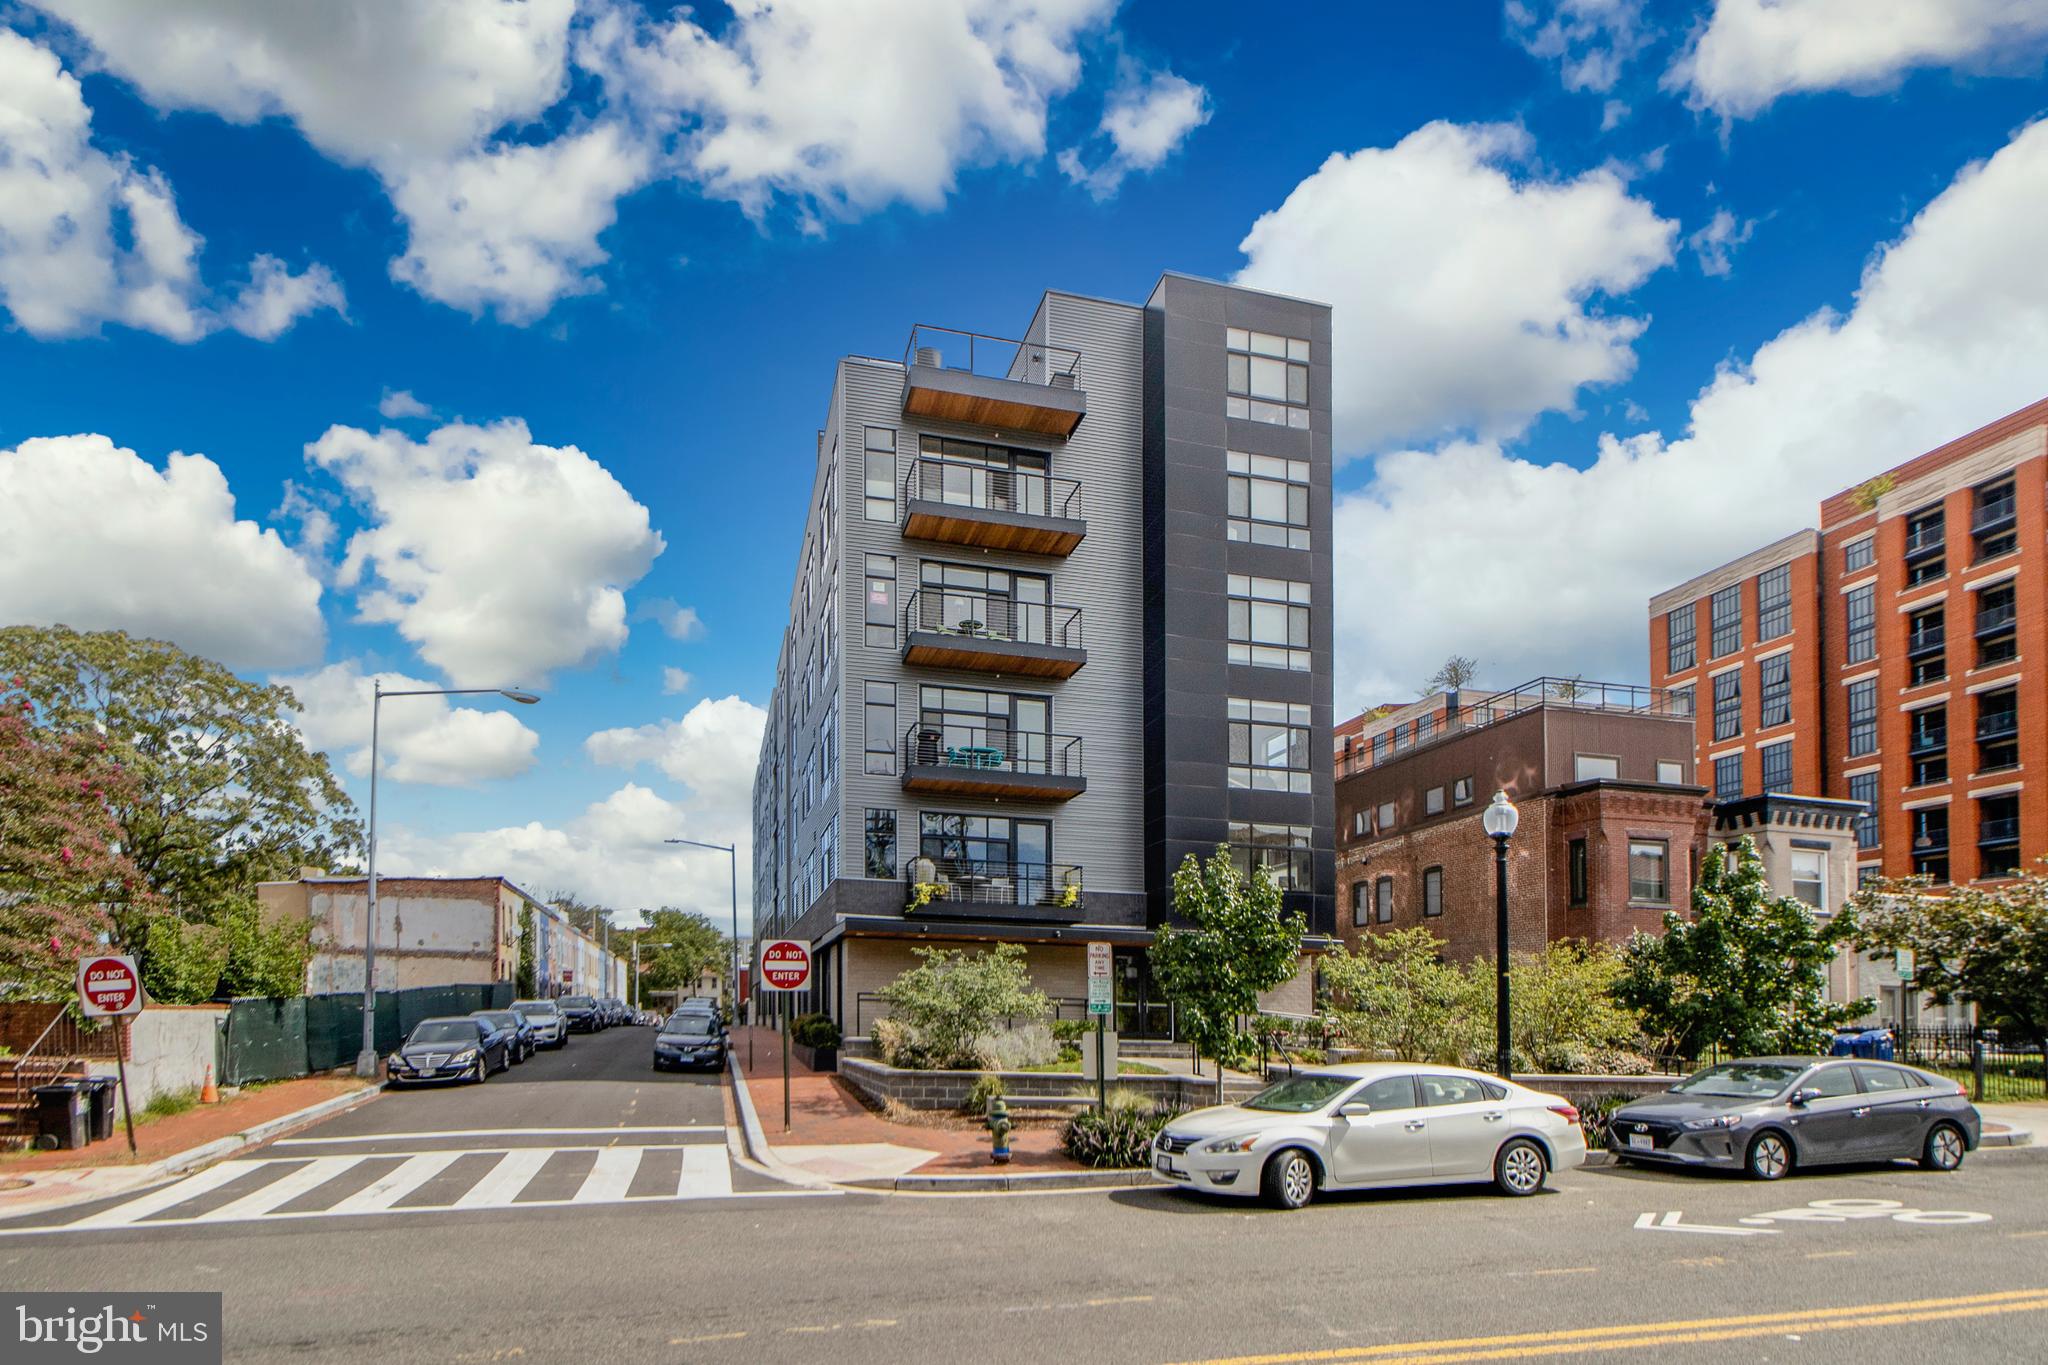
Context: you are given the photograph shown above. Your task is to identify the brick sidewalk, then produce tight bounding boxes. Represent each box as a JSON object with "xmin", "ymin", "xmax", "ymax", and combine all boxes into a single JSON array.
[
  {"xmin": 733, "ymin": 1026, "xmax": 1084, "ymax": 1174},
  {"xmin": 0, "ymin": 1074, "xmax": 368, "ymax": 1173}
]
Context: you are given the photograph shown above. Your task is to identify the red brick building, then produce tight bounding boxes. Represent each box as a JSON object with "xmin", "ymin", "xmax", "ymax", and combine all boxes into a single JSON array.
[
  {"xmin": 1333, "ymin": 679, "xmax": 1708, "ymax": 963},
  {"xmin": 1649, "ymin": 396, "xmax": 2048, "ymax": 891}
]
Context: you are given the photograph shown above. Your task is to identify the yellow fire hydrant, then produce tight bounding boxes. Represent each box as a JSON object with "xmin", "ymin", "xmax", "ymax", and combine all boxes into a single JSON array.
[{"xmin": 986, "ymin": 1095, "xmax": 1013, "ymax": 1164}]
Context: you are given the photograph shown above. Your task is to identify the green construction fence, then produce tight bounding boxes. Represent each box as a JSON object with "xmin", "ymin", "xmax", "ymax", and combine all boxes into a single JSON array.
[{"xmin": 224, "ymin": 983, "xmax": 514, "ymax": 1084}]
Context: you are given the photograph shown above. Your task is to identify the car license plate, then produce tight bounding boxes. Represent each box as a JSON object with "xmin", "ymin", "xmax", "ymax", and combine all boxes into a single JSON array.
[
  {"xmin": 1155, "ymin": 1155, "xmax": 1177, "ymax": 1175},
  {"xmin": 1628, "ymin": 1133, "xmax": 1654, "ymax": 1151}
]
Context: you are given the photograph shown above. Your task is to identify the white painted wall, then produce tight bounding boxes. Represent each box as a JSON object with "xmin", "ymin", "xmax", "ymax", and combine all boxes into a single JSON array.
[{"xmin": 85, "ymin": 1006, "xmax": 224, "ymax": 1122}]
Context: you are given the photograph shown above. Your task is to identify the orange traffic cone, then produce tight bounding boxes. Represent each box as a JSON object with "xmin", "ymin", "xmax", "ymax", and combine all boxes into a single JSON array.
[{"xmin": 200, "ymin": 1065, "xmax": 219, "ymax": 1105}]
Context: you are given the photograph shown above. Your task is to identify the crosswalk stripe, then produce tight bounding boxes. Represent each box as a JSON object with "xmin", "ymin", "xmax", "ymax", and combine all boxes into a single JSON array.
[
  {"xmin": 187, "ymin": 1157, "xmax": 361, "ymax": 1223},
  {"xmin": 451, "ymin": 1149, "xmax": 555, "ymax": 1209},
  {"xmin": 64, "ymin": 1160, "xmax": 259, "ymax": 1230},
  {"xmin": 679, "ymin": 1144, "xmax": 734, "ymax": 1199},
  {"xmin": 322, "ymin": 1152, "xmax": 467, "ymax": 1215},
  {"xmin": 573, "ymin": 1148, "xmax": 641, "ymax": 1204},
  {"xmin": 270, "ymin": 1126, "xmax": 724, "ymax": 1146}
]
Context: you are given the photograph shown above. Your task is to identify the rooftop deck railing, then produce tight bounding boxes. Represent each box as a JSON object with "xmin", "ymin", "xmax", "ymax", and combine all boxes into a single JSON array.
[
  {"xmin": 904, "ymin": 324, "xmax": 1081, "ymax": 387},
  {"xmin": 1337, "ymin": 677, "xmax": 1689, "ymax": 779}
]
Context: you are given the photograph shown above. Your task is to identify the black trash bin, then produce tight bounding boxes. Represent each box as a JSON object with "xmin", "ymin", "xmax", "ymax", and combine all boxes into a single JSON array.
[
  {"xmin": 31, "ymin": 1081, "xmax": 88, "ymax": 1151},
  {"xmin": 81, "ymin": 1075, "xmax": 118, "ymax": 1143}
]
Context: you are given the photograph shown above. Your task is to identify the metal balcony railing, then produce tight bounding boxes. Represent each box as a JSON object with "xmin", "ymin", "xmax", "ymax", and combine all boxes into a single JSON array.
[
  {"xmin": 904, "ymin": 859, "xmax": 1084, "ymax": 910},
  {"xmin": 901, "ymin": 589, "xmax": 1084, "ymax": 650},
  {"xmin": 905, "ymin": 324, "xmax": 1081, "ymax": 386},
  {"xmin": 1972, "ymin": 497, "xmax": 2017, "ymax": 532},
  {"xmin": 1904, "ymin": 526, "xmax": 1946, "ymax": 557},
  {"xmin": 903, "ymin": 724, "xmax": 1083, "ymax": 779},
  {"xmin": 1977, "ymin": 817, "xmax": 2021, "ymax": 845},
  {"xmin": 1976, "ymin": 601, "xmax": 2017, "ymax": 635},
  {"xmin": 1977, "ymin": 712, "xmax": 2020, "ymax": 742},
  {"xmin": 1908, "ymin": 726, "xmax": 1948, "ymax": 756},
  {"xmin": 1336, "ymin": 676, "xmax": 1690, "ymax": 779},
  {"xmin": 1906, "ymin": 627, "xmax": 1946, "ymax": 656},
  {"xmin": 902, "ymin": 454, "xmax": 1082, "ymax": 521}
]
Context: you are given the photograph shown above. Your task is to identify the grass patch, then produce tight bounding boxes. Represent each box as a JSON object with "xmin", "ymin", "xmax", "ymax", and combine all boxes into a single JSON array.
[
  {"xmin": 141, "ymin": 1086, "xmax": 202, "ymax": 1122},
  {"xmin": 1015, "ymin": 1059, "xmax": 1164, "ymax": 1075}
]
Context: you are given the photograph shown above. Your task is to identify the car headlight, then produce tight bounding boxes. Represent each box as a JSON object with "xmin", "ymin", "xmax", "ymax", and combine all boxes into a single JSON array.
[
  {"xmin": 1683, "ymin": 1114, "xmax": 1743, "ymax": 1131},
  {"xmin": 451, "ymin": 1049, "xmax": 478, "ymax": 1064},
  {"xmin": 387, "ymin": 1055, "xmax": 407, "ymax": 1070},
  {"xmin": 1204, "ymin": 1135, "xmax": 1258, "ymax": 1154}
]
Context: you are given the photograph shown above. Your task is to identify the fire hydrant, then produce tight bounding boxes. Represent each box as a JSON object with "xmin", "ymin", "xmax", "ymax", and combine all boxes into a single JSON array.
[{"xmin": 986, "ymin": 1096, "xmax": 1013, "ymax": 1165}]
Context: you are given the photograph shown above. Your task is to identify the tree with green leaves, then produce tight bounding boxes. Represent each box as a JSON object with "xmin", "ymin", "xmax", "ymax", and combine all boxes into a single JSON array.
[
  {"xmin": 1152, "ymin": 846, "xmax": 1306, "ymax": 1100},
  {"xmin": 876, "ymin": 942, "xmax": 1049, "ymax": 1069},
  {"xmin": 625, "ymin": 907, "xmax": 730, "ymax": 998},
  {"xmin": 1615, "ymin": 836, "xmax": 1867, "ymax": 1059},
  {"xmin": 1854, "ymin": 866, "xmax": 2048, "ymax": 1048},
  {"xmin": 515, "ymin": 903, "xmax": 539, "ymax": 998},
  {"xmin": 1469, "ymin": 939, "xmax": 1646, "ymax": 1073},
  {"xmin": 0, "ymin": 627, "xmax": 361, "ymax": 934},
  {"xmin": 1422, "ymin": 655, "xmax": 1481, "ymax": 695},
  {"xmin": 1320, "ymin": 927, "xmax": 1482, "ymax": 1065}
]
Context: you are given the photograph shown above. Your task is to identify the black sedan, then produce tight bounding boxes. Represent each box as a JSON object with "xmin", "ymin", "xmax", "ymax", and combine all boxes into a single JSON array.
[
  {"xmin": 387, "ymin": 1017, "xmax": 513, "ymax": 1085},
  {"xmin": 558, "ymin": 994, "xmax": 604, "ymax": 1032},
  {"xmin": 653, "ymin": 1014, "xmax": 727, "ymax": 1071},
  {"xmin": 473, "ymin": 1008, "xmax": 535, "ymax": 1062},
  {"xmin": 1608, "ymin": 1056, "xmax": 1981, "ymax": 1180}
]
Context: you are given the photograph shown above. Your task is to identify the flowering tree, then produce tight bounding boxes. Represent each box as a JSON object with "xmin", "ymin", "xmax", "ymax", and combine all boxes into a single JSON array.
[
  {"xmin": 1855, "ymin": 866, "xmax": 2048, "ymax": 1049},
  {"xmin": 0, "ymin": 677, "xmax": 152, "ymax": 1000}
]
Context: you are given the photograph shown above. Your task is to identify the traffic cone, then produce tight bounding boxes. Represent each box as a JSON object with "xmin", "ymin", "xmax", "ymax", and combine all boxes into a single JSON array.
[{"xmin": 200, "ymin": 1065, "xmax": 219, "ymax": 1105}]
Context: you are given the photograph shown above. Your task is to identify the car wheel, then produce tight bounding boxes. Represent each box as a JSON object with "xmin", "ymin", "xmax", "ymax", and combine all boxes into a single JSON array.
[
  {"xmin": 1261, "ymin": 1149, "xmax": 1316, "ymax": 1211},
  {"xmin": 1746, "ymin": 1130, "xmax": 1792, "ymax": 1181},
  {"xmin": 1921, "ymin": 1122, "xmax": 1966, "ymax": 1172},
  {"xmin": 473, "ymin": 1054, "xmax": 489, "ymax": 1084},
  {"xmin": 1494, "ymin": 1138, "xmax": 1547, "ymax": 1197}
]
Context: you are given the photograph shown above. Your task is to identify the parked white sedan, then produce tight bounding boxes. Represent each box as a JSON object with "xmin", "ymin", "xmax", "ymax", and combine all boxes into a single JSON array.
[{"xmin": 1151, "ymin": 1063, "xmax": 1587, "ymax": 1209}]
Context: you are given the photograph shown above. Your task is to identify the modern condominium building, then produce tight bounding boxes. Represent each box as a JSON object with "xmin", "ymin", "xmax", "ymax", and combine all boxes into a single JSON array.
[
  {"xmin": 1649, "ymin": 396, "xmax": 2048, "ymax": 896},
  {"xmin": 751, "ymin": 275, "xmax": 1336, "ymax": 1037}
]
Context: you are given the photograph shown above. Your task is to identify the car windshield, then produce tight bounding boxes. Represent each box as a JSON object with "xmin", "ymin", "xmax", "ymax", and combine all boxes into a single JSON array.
[
  {"xmin": 514, "ymin": 1001, "xmax": 558, "ymax": 1015},
  {"xmin": 562, "ymin": 996, "xmax": 595, "ymax": 1008},
  {"xmin": 1243, "ymin": 1075, "xmax": 1355, "ymax": 1113},
  {"xmin": 665, "ymin": 1014, "xmax": 717, "ymax": 1033},
  {"xmin": 1670, "ymin": 1062, "xmax": 1806, "ymax": 1098},
  {"xmin": 474, "ymin": 1013, "xmax": 514, "ymax": 1029},
  {"xmin": 409, "ymin": 1020, "xmax": 479, "ymax": 1045}
]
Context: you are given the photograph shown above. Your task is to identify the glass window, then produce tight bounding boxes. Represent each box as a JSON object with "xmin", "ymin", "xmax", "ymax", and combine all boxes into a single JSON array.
[
  {"xmin": 1666, "ymin": 605, "xmax": 1696, "ymax": 673},
  {"xmin": 1843, "ymin": 536, "xmax": 1874, "ymax": 573},
  {"xmin": 1351, "ymin": 880, "xmax": 1368, "ymax": 927},
  {"xmin": 1713, "ymin": 669, "xmax": 1742, "ymax": 741},
  {"xmin": 1575, "ymin": 753, "xmax": 1619, "ymax": 781},
  {"xmin": 915, "ymin": 561, "xmax": 1054, "ymax": 644},
  {"xmin": 1656, "ymin": 760, "xmax": 1684, "ymax": 784},
  {"xmin": 1452, "ymin": 778, "xmax": 1473, "ymax": 806},
  {"xmin": 1849, "ymin": 772, "xmax": 1879, "ymax": 849},
  {"xmin": 1806, "ymin": 1064, "xmax": 1860, "ymax": 1098},
  {"xmin": 1977, "ymin": 581, "xmax": 2018, "ymax": 667},
  {"xmin": 1225, "ymin": 330, "xmax": 1311, "ymax": 428},
  {"xmin": 1757, "ymin": 564, "xmax": 1792, "ymax": 641},
  {"xmin": 1760, "ymin": 740, "xmax": 1792, "ymax": 794},
  {"xmin": 1228, "ymin": 822, "xmax": 1311, "ymax": 890},
  {"xmin": 1854, "ymin": 1065, "xmax": 1915, "ymax": 1094},
  {"xmin": 1226, "ymin": 451, "xmax": 1311, "ymax": 550},
  {"xmin": 864, "ymin": 808, "xmax": 897, "ymax": 878},
  {"xmin": 1972, "ymin": 478, "xmax": 2017, "ymax": 561},
  {"xmin": 1424, "ymin": 786, "xmax": 1445, "ymax": 815},
  {"xmin": 912, "ymin": 435, "xmax": 1056, "ymax": 516},
  {"xmin": 1978, "ymin": 685, "xmax": 2019, "ymax": 772},
  {"xmin": 1908, "ymin": 605, "xmax": 1946, "ymax": 687},
  {"xmin": 1905, "ymin": 504, "xmax": 1946, "ymax": 585},
  {"xmin": 1228, "ymin": 697, "xmax": 1312, "ymax": 793},
  {"xmin": 1568, "ymin": 839, "xmax": 1587, "ymax": 905},
  {"xmin": 1710, "ymin": 585, "xmax": 1742, "ymax": 658},
  {"xmin": 865, "ymin": 554, "xmax": 895, "ymax": 649},
  {"xmin": 1845, "ymin": 585, "xmax": 1876, "ymax": 665},
  {"xmin": 1226, "ymin": 574, "xmax": 1312, "ymax": 671},
  {"xmin": 1419, "ymin": 1074, "xmax": 1490, "ymax": 1106},
  {"xmin": 1846, "ymin": 679, "xmax": 1878, "ymax": 757},
  {"xmin": 1243, "ymin": 1074, "xmax": 1352, "ymax": 1112},
  {"xmin": 1377, "ymin": 801, "xmax": 1396, "ymax": 831},
  {"xmin": 1978, "ymin": 793, "xmax": 2021, "ymax": 879},
  {"xmin": 863, "ymin": 426, "xmax": 895, "ymax": 521},
  {"xmin": 1759, "ymin": 654, "xmax": 1791, "ymax": 728},
  {"xmin": 1354, "ymin": 1075, "xmax": 1417, "ymax": 1111},
  {"xmin": 863, "ymin": 682, "xmax": 896, "ymax": 776},
  {"xmin": 1714, "ymin": 752, "xmax": 1743, "ymax": 802},
  {"xmin": 1670, "ymin": 684, "xmax": 1694, "ymax": 718},
  {"xmin": 1375, "ymin": 875, "xmax": 1393, "ymax": 923},
  {"xmin": 1790, "ymin": 848, "xmax": 1825, "ymax": 908},
  {"xmin": 1909, "ymin": 705, "xmax": 1947, "ymax": 787},
  {"xmin": 1422, "ymin": 866, "xmax": 1442, "ymax": 918},
  {"xmin": 1628, "ymin": 840, "xmax": 1669, "ymax": 903},
  {"xmin": 1911, "ymin": 807, "xmax": 1948, "ymax": 882}
]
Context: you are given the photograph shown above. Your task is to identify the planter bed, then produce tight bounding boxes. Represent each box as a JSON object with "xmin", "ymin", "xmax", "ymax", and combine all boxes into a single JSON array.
[{"xmin": 839, "ymin": 1057, "xmax": 1261, "ymax": 1113}]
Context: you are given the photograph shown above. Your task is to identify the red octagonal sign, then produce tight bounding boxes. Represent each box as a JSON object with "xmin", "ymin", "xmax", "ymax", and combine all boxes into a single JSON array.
[
  {"xmin": 77, "ymin": 954, "xmax": 144, "ymax": 1017},
  {"xmin": 759, "ymin": 940, "xmax": 812, "ymax": 992}
]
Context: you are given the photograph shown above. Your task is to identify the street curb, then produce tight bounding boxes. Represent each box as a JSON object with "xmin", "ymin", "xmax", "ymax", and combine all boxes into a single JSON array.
[
  {"xmin": 1981, "ymin": 1124, "xmax": 2033, "ymax": 1149},
  {"xmin": 724, "ymin": 1054, "xmax": 840, "ymax": 1192},
  {"xmin": 843, "ymin": 1168, "xmax": 1155, "ymax": 1193}
]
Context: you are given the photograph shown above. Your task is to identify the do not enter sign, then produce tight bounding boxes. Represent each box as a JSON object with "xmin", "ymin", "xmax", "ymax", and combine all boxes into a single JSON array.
[
  {"xmin": 759, "ymin": 940, "xmax": 812, "ymax": 992},
  {"xmin": 77, "ymin": 954, "xmax": 144, "ymax": 1017}
]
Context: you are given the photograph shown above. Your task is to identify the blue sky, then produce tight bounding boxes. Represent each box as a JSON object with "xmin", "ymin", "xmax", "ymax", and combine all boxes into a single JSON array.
[{"xmin": 3, "ymin": 1, "xmax": 2046, "ymax": 924}]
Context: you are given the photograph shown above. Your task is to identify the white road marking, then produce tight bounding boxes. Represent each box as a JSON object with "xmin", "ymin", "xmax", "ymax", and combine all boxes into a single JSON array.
[
  {"xmin": 188, "ymin": 1157, "xmax": 360, "ymax": 1223},
  {"xmin": 269, "ymin": 1126, "xmax": 724, "ymax": 1145},
  {"xmin": 63, "ymin": 1161, "xmax": 258, "ymax": 1230},
  {"xmin": 453, "ymin": 1150, "xmax": 555, "ymax": 1209},
  {"xmin": 679, "ymin": 1144, "xmax": 735, "ymax": 1199},
  {"xmin": 573, "ymin": 1148, "xmax": 640, "ymax": 1203},
  {"xmin": 1634, "ymin": 1211, "xmax": 1781, "ymax": 1237},
  {"xmin": 323, "ymin": 1152, "xmax": 467, "ymax": 1215}
]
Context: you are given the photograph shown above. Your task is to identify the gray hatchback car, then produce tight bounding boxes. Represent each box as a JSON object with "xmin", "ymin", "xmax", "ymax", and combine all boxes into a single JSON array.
[{"xmin": 1608, "ymin": 1056, "xmax": 1980, "ymax": 1180}]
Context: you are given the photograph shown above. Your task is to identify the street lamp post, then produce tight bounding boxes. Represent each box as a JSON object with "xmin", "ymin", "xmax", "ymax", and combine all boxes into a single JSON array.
[
  {"xmin": 357, "ymin": 680, "xmax": 539, "ymax": 1079},
  {"xmin": 664, "ymin": 838, "xmax": 740, "ymax": 1026},
  {"xmin": 1481, "ymin": 790, "xmax": 1520, "ymax": 1080}
]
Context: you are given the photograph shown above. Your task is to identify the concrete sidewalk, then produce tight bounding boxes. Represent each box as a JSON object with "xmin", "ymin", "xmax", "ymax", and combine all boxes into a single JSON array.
[{"xmin": 1978, "ymin": 1100, "xmax": 2043, "ymax": 1147}]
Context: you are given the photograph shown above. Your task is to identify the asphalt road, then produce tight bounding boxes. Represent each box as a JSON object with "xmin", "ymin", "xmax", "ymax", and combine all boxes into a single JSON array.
[{"xmin": 5, "ymin": 1029, "xmax": 2045, "ymax": 1364}]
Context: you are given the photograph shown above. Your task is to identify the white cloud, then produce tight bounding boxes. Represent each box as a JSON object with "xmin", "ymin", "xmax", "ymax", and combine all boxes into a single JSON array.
[
  {"xmin": 1331, "ymin": 117, "xmax": 2048, "ymax": 707},
  {"xmin": 580, "ymin": 0, "xmax": 1115, "ymax": 223},
  {"xmin": 1686, "ymin": 207, "xmax": 1757, "ymax": 277},
  {"xmin": 637, "ymin": 598, "xmax": 704, "ymax": 641},
  {"xmin": 377, "ymin": 389, "xmax": 433, "ymax": 421},
  {"xmin": 660, "ymin": 667, "xmax": 694, "ymax": 696},
  {"xmin": 0, "ymin": 30, "xmax": 338, "ymax": 341},
  {"xmin": 1506, "ymin": 0, "xmax": 1653, "ymax": 94},
  {"xmin": 584, "ymin": 695, "xmax": 766, "ymax": 820},
  {"xmin": 0, "ymin": 433, "xmax": 324, "ymax": 669},
  {"xmin": 277, "ymin": 660, "xmax": 540, "ymax": 787},
  {"xmin": 308, "ymin": 419, "xmax": 665, "ymax": 687},
  {"xmin": 1670, "ymin": 0, "xmax": 2048, "ymax": 119},
  {"xmin": 1235, "ymin": 121, "xmax": 1679, "ymax": 455},
  {"xmin": 1058, "ymin": 63, "xmax": 1209, "ymax": 199}
]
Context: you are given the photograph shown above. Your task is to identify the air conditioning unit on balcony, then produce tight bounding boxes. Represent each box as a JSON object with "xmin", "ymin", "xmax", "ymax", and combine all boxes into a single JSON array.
[
  {"xmin": 1049, "ymin": 370, "xmax": 1077, "ymax": 389},
  {"xmin": 915, "ymin": 346, "xmax": 941, "ymax": 367}
]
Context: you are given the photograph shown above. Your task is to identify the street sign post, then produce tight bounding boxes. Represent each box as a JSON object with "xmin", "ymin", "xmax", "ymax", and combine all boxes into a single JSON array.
[
  {"xmin": 75, "ymin": 955, "xmax": 142, "ymax": 1153},
  {"xmin": 758, "ymin": 940, "xmax": 813, "ymax": 1132},
  {"xmin": 1087, "ymin": 942, "xmax": 1112, "ymax": 1109}
]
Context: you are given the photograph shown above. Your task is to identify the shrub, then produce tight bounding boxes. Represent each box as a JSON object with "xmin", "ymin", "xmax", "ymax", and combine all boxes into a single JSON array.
[
  {"xmin": 1061, "ymin": 1092, "xmax": 1180, "ymax": 1168},
  {"xmin": 139, "ymin": 917, "xmax": 228, "ymax": 1004},
  {"xmin": 875, "ymin": 943, "xmax": 1050, "ymax": 1069},
  {"xmin": 791, "ymin": 1013, "xmax": 841, "ymax": 1049},
  {"xmin": 976, "ymin": 1022, "xmax": 1056, "ymax": 1071},
  {"xmin": 963, "ymin": 1073, "xmax": 1006, "ymax": 1116},
  {"xmin": 1587, "ymin": 1049, "xmax": 1657, "ymax": 1076},
  {"xmin": 870, "ymin": 1018, "xmax": 925, "ymax": 1069},
  {"xmin": 1050, "ymin": 1018, "xmax": 1094, "ymax": 1045},
  {"xmin": 1057, "ymin": 1043, "xmax": 1081, "ymax": 1064},
  {"xmin": 1578, "ymin": 1093, "xmax": 1640, "ymax": 1151}
]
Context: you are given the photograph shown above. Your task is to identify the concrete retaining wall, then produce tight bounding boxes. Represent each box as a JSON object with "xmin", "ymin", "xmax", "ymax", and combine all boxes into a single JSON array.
[
  {"xmin": 1514, "ymin": 1074, "xmax": 1680, "ymax": 1108},
  {"xmin": 85, "ymin": 1006, "xmax": 225, "ymax": 1121}
]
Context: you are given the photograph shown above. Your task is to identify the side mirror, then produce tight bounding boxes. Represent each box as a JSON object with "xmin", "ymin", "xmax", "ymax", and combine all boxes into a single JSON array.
[
  {"xmin": 1789, "ymin": 1087, "xmax": 1823, "ymax": 1108},
  {"xmin": 1337, "ymin": 1101, "xmax": 1373, "ymax": 1118}
]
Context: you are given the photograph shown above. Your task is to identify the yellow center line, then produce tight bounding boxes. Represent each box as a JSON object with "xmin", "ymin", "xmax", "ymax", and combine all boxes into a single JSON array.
[{"xmin": 1162, "ymin": 1288, "xmax": 2048, "ymax": 1365}]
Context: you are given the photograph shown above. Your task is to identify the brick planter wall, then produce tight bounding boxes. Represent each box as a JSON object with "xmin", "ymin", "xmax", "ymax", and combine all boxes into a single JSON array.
[
  {"xmin": 839, "ymin": 1057, "xmax": 1261, "ymax": 1113},
  {"xmin": 1515, "ymin": 1073, "xmax": 1680, "ymax": 1108}
]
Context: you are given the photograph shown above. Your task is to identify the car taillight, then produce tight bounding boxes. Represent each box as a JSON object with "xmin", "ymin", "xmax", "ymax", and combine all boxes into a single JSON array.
[{"xmin": 1547, "ymin": 1103, "xmax": 1580, "ymax": 1125}]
